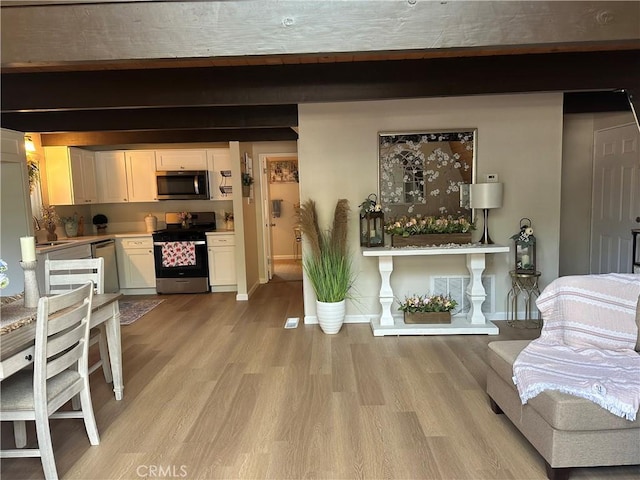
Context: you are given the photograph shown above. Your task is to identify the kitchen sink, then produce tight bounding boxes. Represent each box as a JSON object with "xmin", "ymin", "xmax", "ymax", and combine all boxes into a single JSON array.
[{"xmin": 36, "ymin": 240, "xmax": 76, "ymax": 247}]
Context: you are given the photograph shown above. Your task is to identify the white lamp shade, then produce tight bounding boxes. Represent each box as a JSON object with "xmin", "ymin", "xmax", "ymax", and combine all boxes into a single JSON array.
[{"xmin": 469, "ymin": 183, "xmax": 503, "ymax": 209}]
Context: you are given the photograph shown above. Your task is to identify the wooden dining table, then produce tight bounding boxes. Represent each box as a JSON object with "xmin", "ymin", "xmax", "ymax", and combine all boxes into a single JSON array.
[{"xmin": 0, "ymin": 293, "xmax": 124, "ymax": 400}]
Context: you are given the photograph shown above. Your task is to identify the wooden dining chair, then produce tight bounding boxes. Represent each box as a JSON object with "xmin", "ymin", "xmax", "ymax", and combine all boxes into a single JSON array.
[
  {"xmin": 0, "ymin": 282, "xmax": 100, "ymax": 480},
  {"xmin": 45, "ymin": 258, "xmax": 112, "ymax": 383}
]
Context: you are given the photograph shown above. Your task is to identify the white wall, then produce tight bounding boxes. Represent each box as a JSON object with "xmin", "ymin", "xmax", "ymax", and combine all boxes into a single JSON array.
[
  {"xmin": 298, "ymin": 93, "xmax": 564, "ymax": 322},
  {"xmin": 559, "ymin": 111, "xmax": 636, "ymax": 276}
]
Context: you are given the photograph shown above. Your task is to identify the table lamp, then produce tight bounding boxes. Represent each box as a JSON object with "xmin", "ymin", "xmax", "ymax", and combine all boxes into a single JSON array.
[{"xmin": 469, "ymin": 183, "xmax": 503, "ymax": 244}]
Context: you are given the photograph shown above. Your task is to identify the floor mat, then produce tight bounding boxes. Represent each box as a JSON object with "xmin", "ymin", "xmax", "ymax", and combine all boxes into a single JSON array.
[{"xmin": 119, "ymin": 299, "xmax": 164, "ymax": 325}]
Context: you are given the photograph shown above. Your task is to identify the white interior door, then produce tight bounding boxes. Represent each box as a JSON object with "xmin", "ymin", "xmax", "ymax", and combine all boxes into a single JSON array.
[{"xmin": 590, "ymin": 123, "xmax": 640, "ymax": 273}]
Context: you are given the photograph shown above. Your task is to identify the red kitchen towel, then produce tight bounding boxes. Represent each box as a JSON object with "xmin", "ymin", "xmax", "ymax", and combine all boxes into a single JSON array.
[{"xmin": 161, "ymin": 241, "xmax": 196, "ymax": 267}]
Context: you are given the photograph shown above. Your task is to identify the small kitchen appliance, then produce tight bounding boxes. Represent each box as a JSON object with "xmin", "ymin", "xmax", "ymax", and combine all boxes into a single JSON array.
[{"xmin": 155, "ymin": 171, "xmax": 209, "ymax": 200}]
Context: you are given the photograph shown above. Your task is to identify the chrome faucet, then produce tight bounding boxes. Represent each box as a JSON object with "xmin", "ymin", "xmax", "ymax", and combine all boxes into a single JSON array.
[{"xmin": 33, "ymin": 216, "xmax": 41, "ymax": 231}]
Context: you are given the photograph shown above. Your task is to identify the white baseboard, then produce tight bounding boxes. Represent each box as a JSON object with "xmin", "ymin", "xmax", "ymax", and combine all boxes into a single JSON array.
[
  {"xmin": 304, "ymin": 314, "xmax": 372, "ymax": 325},
  {"xmin": 273, "ymin": 255, "xmax": 298, "ymax": 261}
]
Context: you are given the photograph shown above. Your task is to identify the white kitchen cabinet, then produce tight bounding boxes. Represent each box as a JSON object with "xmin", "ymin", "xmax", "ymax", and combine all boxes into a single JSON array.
[
  {"xmin": 45, "ymin": 146, "xmax": 98, "ymax": 205},
  {"xmin": 207, "ymin": 148, "xmax": 233, "ymax": 200},
  {"xmin": 116, "ymin": 236, "xmax": 156, "ymax": 293},
  {"xmin": 155, "ymin": 149, "xmax": 207, "ymax": 171},
  {"xmin": 206, "ymin": 233, "xmax": 237, "ymax": 291},
  {"xmin": 96, "ymin": 151, "xmax": 128, "ymax": 203},
  {"xmin": 126, "ymin": 150, "xmax": 158, "ymax": 202},
  {"xmin": 96, "ymin": 150, "xmax": 158, "ymax": 203}
]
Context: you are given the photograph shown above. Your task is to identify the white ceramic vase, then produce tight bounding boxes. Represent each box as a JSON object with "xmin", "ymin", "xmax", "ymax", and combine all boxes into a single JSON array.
[{"xmin": 316, "ymin": 299, "xmax": 346, "ymax": 334}]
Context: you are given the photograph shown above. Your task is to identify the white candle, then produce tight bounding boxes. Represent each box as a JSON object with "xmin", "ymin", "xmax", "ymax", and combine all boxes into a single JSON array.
[
  {"xmin": 20, "ymin": 236, "xmax": 36, "ymax": 262},
  {"xmin": 521, "ymin": 254, "xmax": 530, "ymax": 267}
]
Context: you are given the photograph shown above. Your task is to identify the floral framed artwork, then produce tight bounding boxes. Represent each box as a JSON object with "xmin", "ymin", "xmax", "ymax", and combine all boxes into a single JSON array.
[
  {"xmin": 378, "ymin": 129, "xmax": 476, "ymax": 221},
  {"xmin": 269, "ymin": 159, "xmax": 299, "ymax": 183}
]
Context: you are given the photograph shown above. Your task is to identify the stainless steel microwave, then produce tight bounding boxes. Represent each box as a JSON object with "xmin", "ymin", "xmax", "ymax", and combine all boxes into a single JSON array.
[{"xmin": 155, "ymin": 171, "xmax": 209, "ymax": 200}]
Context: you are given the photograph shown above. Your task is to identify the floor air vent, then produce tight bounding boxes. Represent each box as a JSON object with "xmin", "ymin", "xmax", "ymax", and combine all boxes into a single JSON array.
[{"xmin": 431, "ymin": 275, "xmax": 495, "ymax": 315}]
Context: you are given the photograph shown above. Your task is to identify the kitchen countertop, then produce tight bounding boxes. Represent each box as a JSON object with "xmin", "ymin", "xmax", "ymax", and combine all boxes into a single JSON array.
[
  {"xmin": 35, "ymin": 232, "xmax": 150, "ymax": 254},
  {"xmin": 36, "ymin": 229, "xmax": 234, "ymax": 254}
]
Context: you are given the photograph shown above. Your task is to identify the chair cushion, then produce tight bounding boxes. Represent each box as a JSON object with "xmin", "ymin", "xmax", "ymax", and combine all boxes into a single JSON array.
[
  {"xmin": 0, "ymin": 370, "xmax": 81, "ymax": 411},
  {"xmin": 488, "ymin": 341, "xmax": 639, "ymax": 431}
]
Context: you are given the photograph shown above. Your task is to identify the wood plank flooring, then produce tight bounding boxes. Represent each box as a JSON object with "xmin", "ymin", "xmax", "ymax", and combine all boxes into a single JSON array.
[{"xmin": 2, "ymin": 281, "xmax": 639, "ymax": 479}]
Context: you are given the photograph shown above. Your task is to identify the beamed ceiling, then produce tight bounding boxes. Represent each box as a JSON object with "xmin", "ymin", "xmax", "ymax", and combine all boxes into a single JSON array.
[{"xmin": 1, "ymin": 1, "xmax": 639, "ymax": 147}]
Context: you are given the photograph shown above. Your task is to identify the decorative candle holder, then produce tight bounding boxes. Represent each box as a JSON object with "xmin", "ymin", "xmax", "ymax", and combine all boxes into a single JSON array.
[{"xmin": 20, "ymin": 260, "xmax": 40, "ymax": 308}]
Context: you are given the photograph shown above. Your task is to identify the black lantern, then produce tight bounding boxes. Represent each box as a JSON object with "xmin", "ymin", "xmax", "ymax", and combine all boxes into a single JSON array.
[
  {"xmin": 359, "ymin": 193, "xmax": 384, "ymax": 247},
  {"xmin": 511, "ymin": 218, "xmax": 536, "ymax": 274}
]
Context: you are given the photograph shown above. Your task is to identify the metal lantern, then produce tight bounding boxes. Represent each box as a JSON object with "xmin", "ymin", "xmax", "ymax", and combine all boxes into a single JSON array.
[
  {"xmin": 512, "ymin": 218, "xmax": 536, "ymax": 274},
  {"xmin": 359, "ymin": 193, "xmax": 384, "ymax": 247},
  {"xmin": 360, "ymin": 211, "xmax": 384, "ymax": 247}
]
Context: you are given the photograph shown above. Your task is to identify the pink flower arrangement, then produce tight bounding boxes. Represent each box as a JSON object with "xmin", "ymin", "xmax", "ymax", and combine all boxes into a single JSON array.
[
  {"xmin": 385, "ymin": 215, "xmax": 473, "ymax": 237},
  {"xmin": 398, "ymin": 293, "xmax": 458, "ymax": 313}
]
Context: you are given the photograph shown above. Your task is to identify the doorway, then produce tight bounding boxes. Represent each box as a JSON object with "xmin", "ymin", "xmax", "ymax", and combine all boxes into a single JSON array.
[
  {"xmin": 590, "ymin": 123, "xmax": 640, "ymax": 273},
  {"xmin": 260, "ymin": 153, "xmax": 302, "ymax": 282}
]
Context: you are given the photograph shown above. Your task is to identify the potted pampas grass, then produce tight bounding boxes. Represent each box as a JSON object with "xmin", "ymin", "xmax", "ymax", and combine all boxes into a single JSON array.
[{"xmin": 299, "ymin": 198, "xmax": 352, "ymax": 334}]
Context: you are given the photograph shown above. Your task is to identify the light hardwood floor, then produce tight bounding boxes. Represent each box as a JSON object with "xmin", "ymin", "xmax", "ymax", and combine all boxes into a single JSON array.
[{"xmin": 2, "ymin": 281, "xmax": 638, "ymax": 479}]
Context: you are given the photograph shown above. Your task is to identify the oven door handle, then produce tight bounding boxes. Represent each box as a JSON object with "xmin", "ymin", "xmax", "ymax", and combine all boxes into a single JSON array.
[{"xmin": 153, "ymin": 240, "xmax": 206, "ymax": 246}]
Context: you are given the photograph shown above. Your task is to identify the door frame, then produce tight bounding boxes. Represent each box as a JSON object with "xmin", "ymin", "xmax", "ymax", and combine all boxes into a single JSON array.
[
  {"xmin": 258, "ymin": 152, "xmax": 300, "ymax": 282},
  {"xmin": 589, "ymin": 122, "xmax": 639, "ymax": 273}
]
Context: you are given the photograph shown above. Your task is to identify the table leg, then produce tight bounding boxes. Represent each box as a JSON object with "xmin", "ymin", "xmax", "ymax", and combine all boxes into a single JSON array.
[
  {"xmin": 104, "ymin": 302, "xmax": 124, "ymax": 400},
  {"xmin": 378, "ymin": 255, "xmax": 395, "ymax": 326},
  {"xmin": 466, "ymin": 252, "xmax": 487, "ymax": 324}
]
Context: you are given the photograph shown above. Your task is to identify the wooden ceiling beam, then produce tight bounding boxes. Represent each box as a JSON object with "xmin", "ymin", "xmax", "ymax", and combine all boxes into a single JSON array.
[
  {"xmin": 39, "ymin": 129, "xmax": 299, "ymax": 147},
  {"xmin": 0, "ymin": 105, "xmax": 298, "ymax": 132},
  {"xmin": 3, "ymin": 51, "xmax": 639, "ymax": 113}
]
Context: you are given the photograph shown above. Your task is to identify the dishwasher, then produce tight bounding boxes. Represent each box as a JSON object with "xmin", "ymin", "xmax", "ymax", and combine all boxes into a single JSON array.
[{"xmin": 91, "ymin": 239, "xmax": 120, "ymax": 293}]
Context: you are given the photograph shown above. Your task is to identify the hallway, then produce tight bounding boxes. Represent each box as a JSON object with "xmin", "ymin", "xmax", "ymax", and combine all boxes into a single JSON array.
[{"xmin": 271, "ymin": 258, "xmax": 303, "ymax": 282}]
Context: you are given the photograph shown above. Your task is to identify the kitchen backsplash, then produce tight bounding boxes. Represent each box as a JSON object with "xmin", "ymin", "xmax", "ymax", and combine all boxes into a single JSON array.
[{"xmin": 53, "ymin": 200, "xmax": 233, "ymax": 235}]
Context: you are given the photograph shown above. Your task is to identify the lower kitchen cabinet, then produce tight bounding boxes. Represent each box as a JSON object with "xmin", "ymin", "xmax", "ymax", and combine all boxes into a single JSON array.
[
  {"xmin": 206, "ymin": 233, "xmax": 237, "ymax": 292},
  {"xmin": 116, "ymin": 236, "xmax": 156, "ymax": 294}
]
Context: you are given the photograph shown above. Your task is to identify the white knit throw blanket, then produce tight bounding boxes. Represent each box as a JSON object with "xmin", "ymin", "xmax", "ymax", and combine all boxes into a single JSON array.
[{"xmin": 512, "ymin": 274, "xmax": 640, "ymax": 421}]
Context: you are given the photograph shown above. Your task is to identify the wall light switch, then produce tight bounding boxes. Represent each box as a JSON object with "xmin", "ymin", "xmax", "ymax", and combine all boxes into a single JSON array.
[{"xmin": 486, "ymin": 173, "xmax": 499, "ymax": 183}]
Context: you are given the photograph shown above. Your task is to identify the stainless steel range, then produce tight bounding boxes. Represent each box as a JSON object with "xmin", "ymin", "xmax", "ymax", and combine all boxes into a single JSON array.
[{"xmin": 152, "ymin": 212, "xmax": 216, "ymax": 294}]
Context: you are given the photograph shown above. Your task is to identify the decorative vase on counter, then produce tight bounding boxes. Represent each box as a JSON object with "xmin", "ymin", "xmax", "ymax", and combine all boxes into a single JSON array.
[
  {"xmin": 64, "ymin": 220, "xmax": 78, "ymax": 238},
  {"xmin": 46, "ymin": 226, "xmax": 57, "ymax": 241},
  {"xmin": 181, "ymin": 220, "xmax": 189, "ymax": 229}
]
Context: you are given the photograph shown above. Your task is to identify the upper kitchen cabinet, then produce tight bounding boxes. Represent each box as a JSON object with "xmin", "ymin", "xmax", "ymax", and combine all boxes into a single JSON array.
[
  {"xmin": 126, "ymin": 150, "xmax": 158, "ymax": 202},
  {"xmin": 45, "ymin": 146, "xmax": 98, "ymax": 205},
  {"xmin": 96, "ymin": 150, "xmax": 158, "ymax": 203},
  {"xmin": 207, "ymin": 148, "xmax": 233, "ymax": 200},
  {"xmin": 96, "ymin": 151, "xmax": 128, "ymax": 203},
  {"xmin": 155, "ymin": 149, "xmax": 207, "ymax": 171}
]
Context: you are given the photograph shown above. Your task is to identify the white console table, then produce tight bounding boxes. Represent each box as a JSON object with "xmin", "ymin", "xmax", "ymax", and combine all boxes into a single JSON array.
[{"xmin": 362, "ymin": 244, "xmax": 509, "ymax": 336}]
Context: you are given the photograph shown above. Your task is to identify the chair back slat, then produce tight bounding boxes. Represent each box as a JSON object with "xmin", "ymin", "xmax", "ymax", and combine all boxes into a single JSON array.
[
  {"xmin": 47, "ymin": 322, "xmax": 85, "ymax": 358},
  {"xmin": 47, "ymin": 343, "xmax": 84, "ymax": 379},
  {"xmin": 46, "ymin": 302, "xmax": 89, "ymax": 335},
  {"xmin": 45, "ymin": 258, "xmax": 105, "ymax": 295}
]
